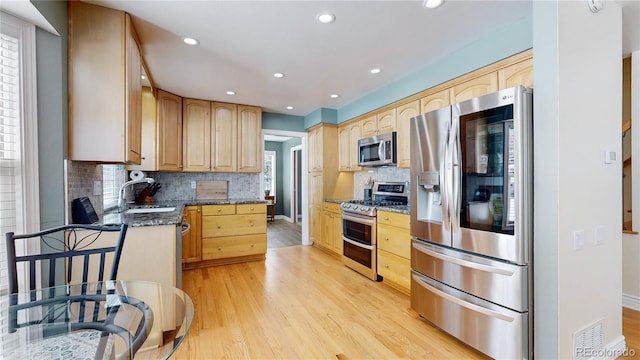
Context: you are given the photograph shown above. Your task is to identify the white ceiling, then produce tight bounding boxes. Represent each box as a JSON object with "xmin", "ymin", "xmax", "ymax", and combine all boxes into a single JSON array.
[
  {"xmin": 4, "ymin": 1, "xmax": 637, "ymax": 117},
  {"xmin": 85, "ymin": 0, "xmax": 535, "ymax": 116}
]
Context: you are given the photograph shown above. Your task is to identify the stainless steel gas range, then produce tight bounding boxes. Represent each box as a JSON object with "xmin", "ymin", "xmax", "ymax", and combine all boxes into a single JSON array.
[{"xmin": 340, "ymin": 182, "xmax": 408, "ymax": 281}]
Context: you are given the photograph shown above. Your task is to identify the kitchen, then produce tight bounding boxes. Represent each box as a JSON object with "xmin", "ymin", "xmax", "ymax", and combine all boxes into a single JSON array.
[{"xmin": 1, "ymin": 1, "xmax": 640, "ymax": 358}]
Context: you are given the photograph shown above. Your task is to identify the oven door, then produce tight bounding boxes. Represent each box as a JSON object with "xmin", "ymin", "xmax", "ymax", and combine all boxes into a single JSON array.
[{"xmin": 342, "ymin": 212, "xmax": 379, "ymax": 281}]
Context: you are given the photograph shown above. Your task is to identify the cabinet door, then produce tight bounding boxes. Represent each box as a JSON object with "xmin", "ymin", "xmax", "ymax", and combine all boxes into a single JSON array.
[
  {"xmin": 319, "ymin": 210, "xmax": 333, "ymax": 249},
  {"xmin": 376, "ymin": 109, "xmax": 397, "ymax": 134},
  {"xmin": 125, "ymin": 14, "xmax": 142, "ymax": 165},
  {"xmin": 211, "ymin": 102, "xmax": 237, "ymax": 172},
  {"xmin": 396, "ymin": 101, "xmax": 420, "ymax": 168},
  {"xmin": 331, "ymin": 211, "xmax": 343, "ymax": 255},
  {"xmin": 361, "ymin": 115, "xmax": 378, "ymax": 137},
  {"xmin": 183, "ymin": 99, "xmax": 211, "ymax": 172},
  {"xmin": 308, "ymin": 126, "xmax": 323, "ymax": 172},
  {"xmin": 338, "ymin": 125, "xmax": 350, "ymax": 171},
  {"xmin": 156, "ymin": 90, "xmax": 183, "ymax": 171},
  {"xmin": 420, "ymin": 89, "xmax": 450, "ymax": 114},
  {"xmin": 498, "ymin": 58, "xmax": 533, "ymax": 89},
  {"xmin": 348, "ymin": 122, "xmax": 362, "ymax": 171},
  {"xmin": 237, "ymin": 105, "xmax": 262, "ymax": 173},
  {"xmin": 449, "ymin": 72, "xmax": 498, "ymax": 104},
  {"xmin": 309, "ymin": 172, "xmax": 324, "ymax": 210},
  {"xmin": 182, "ymin": 206, "xmax": 202, "ymax": 264},
  {"xmin": 127, "ymin": 87, "xmax": 157, "ymax": 171}
]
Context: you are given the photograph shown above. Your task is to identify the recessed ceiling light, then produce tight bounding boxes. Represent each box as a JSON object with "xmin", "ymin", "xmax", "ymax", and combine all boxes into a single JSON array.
[
  {"xmin": 423, "ymin": 0, "xmax": 444, "ymax": 9},
  {"xmin": 286, "ymin": 106, "xmax": 294, "ymax": 110},
  {"xmin": 273, "ymin": 72, "xmax": 285, "ymax": 78},
  {"xmin": 370, "ymin": 68, "xmax": 382, "ymax": 74},
  {"xmin": 226, "ymin": 90, "xmax": 236, "ymax": 96},
  {"xmin": 330, "ymin": 94, "xmax": 340, "ymax": 99},
  {"xmin": 183, "ymin": 37, "xmax": 199, "ymax": 45},
  {"xmin": 316, "ymin": 12, "xmax": 336, "ymax": 24}
]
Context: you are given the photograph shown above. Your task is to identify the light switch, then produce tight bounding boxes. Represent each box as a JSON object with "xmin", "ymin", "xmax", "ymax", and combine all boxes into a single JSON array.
[
  {"xmin": 191, "ymin": 181, "xmax": 196, "ymax": 189},
  {"xmin": 594, "ymin": 226, "xmax": 605, "ymax": 245},
  {"xmin": 573, "ymin": 230, "xmax": 585, "ymax": 251},
  {"xmin": 604, "ymin": 150, "xmax": 617, "ymax": 164}
]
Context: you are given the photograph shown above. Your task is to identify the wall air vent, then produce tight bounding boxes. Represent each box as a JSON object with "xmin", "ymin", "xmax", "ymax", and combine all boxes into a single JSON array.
[{"xmin": 573, "ymin": 319, "xmax": 604, "ymax": 360}]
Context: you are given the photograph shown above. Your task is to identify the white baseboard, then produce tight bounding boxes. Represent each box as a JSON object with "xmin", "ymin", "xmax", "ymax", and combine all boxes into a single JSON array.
[{"xmin": 622, "ymin": 293, "xmax": 640, "ymax": 311}]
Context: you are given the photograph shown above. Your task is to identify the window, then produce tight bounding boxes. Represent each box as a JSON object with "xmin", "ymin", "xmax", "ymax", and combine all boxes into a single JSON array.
[
  {"xmin": 102, "ymin": 164, "xmax": 125, "ymax": 211},
  {"xmin": 264, "ymin": 151, "xmax": 276, "ymax": 198},
  {"xmin": 0, "ymin": 12, "xmax": 39, "ymax": 295}
]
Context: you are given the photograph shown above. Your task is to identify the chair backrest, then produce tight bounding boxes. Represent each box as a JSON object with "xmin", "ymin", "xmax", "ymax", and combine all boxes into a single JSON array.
[{"xmin": 5, "ymin": 223, "xmax": 128, "ymax": 295}]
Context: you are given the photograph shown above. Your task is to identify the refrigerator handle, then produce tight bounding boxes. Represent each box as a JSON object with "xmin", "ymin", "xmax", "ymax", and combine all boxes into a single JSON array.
[
  {"xmin": 450, "ymin": 118, "xmax": 461, "ymax": 233},
  {"xmin": 441, "ymin": 124, "xmax": 450, "ymax": 231}
]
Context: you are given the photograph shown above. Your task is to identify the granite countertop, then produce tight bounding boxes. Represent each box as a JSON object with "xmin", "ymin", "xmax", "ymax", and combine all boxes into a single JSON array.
[
  {"xmin": 101, "ymin": 198, "xmax": 266, "ymax": 227},
  {"xmin": 376, "ymin": 205, "xmax": 410, "ymax": 215},
  {"xmin": 324, "ymin": 198, "xmax": 351, "ymax": 204}
]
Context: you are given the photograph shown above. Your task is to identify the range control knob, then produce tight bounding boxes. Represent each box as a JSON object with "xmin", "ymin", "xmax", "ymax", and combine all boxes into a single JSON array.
[{"xmin": 361, "ymin": 206, "xmax": 370, "ymax": 212}]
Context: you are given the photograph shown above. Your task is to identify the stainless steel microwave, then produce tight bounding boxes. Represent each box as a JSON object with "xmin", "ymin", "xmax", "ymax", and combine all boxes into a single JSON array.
[{"xmin": 358, "ymin": 131, "xmax": 397, "ymax": 167}]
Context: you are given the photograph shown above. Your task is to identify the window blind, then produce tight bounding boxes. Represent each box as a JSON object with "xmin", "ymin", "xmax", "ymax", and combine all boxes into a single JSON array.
[
  {"xmin": 103, "ymin": 164, "xmax": 125, "ymax": 211},
  {"xmin": 0, "ymin": 31, "xmax": 21, "ymax": 296}
]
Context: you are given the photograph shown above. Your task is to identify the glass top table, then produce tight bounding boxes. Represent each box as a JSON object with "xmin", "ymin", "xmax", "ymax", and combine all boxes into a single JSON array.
[{"xmin": 0, "ymin": 280, "xmax": 194, "ymax": 359}]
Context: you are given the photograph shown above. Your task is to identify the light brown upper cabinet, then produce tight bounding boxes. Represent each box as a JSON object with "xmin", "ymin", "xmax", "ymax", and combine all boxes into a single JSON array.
[
  {"xmin": 127, "ymin": 87, "xmax": 157, "ymax": 171},
  {"xmin": 308, "ymin": 126, "xmax": 324, "ymax": 172},
  {"xmin": 498, "ymin": 58, "xmax": 534, "ymax": 89},
  {"xmin": 338, "ymin": 121, "xmax": 362, "ymax": 171},
  {"xmin": 449, "ymin": 72, "xmax": 499, "ymax": 104},
  {"xmin": 68, "ymin": 1, "xmax": 143, "ymax": 164},
  {"xmin": 156, "ymin": 90, "xmax": 183, "ymax": 171},
  {"xmin": 183, "ymin": 99, "xmax": 212, "ymax": 172},
  {"xmin": 237, "ymin": 105, "xmax": 262, "ymax": 173},
  {"xmin": 361, "ymin": 110, "xmax": 397, "ymax": 138},
  {"xmin": 420, "ymin": 89, "xmax": 451, "ymax": 114},
  {"xmin": 396, "ymin": 100, "xmax": 420, "ymax": 168},
  {"xmin": 211, "ymin": 102, "xmax": 238, "ymax": 172}
]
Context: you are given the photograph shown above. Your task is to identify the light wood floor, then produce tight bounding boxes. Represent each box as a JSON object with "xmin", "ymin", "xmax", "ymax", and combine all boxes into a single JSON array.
[
  {"xmin": 266, "ymin": 219, "xmax": 301, "ymax": 249},
  {"xmin": 173, "ymin": 245, "xmax": 640, "ymax": 359}
]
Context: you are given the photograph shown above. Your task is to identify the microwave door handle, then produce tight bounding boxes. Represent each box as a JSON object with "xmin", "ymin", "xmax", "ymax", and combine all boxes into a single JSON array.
[{"xmin": 378, "ymin": 140, "xmax": 385, "ymax": 161}]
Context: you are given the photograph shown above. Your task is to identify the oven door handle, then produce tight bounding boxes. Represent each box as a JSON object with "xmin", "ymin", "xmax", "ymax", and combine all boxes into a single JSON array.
[
  {"xmin": 341, "ymin": 213, "xmax": 375, "ymax": 225},
  {"xmin": 343, "ymin": 237, "xmax": 374, "ymax": 251}
]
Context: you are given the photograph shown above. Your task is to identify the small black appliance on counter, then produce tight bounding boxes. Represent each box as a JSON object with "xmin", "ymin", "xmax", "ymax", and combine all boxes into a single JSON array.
[{"xmin": 72, "ymin": 197, "xmax": 98, "ymax": 224}]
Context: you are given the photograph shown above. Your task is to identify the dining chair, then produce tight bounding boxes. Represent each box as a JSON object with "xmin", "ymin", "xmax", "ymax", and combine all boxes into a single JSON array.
[{"xmin": 4, "ymin": 223, "xmax": 153, "ymax": 359}]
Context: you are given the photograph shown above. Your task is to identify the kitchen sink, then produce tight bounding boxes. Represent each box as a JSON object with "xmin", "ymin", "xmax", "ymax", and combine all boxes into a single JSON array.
[{"xmin": 124, "ymin": 206, "xmax": 176, "ymax": 214}]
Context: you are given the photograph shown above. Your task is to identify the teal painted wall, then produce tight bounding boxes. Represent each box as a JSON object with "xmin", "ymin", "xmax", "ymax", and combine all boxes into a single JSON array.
[
  {"xmin": 264, "ymin": 141, "xmax": 284, "ymax": 215},
  {"xmin": 262, "ymin": 112, "xmax": 306, "ymax": 132},
  {"xmin": 303, "ymin": 107, "xmax": 337, "ymax": 129},
  {"xmin": 35, "ymin": 1, "xmax": 67, "ymax": 231}
]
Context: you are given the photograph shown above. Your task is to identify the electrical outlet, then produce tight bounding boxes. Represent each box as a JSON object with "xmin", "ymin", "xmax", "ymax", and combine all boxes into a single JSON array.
[
  {"xmin": 191, "ymin": 181, "xmax": 196, "ymax": 189},
  {"xmin": 573, "ymin": 230, "xmax": 585, "ymax": 251}
]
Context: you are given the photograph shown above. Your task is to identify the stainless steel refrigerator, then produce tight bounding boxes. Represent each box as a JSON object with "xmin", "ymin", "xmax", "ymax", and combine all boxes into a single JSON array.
[{"xmin": 410, "ymin": 86, "xmax": 533, "ymax": 359}]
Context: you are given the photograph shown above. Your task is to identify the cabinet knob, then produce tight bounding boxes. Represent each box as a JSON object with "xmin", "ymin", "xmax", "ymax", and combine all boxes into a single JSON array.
[
  {"xmin": 385, "ymin": 264, "xmax": 390, "ymax": 268},
  {"xmin": 250, "ymin": 207, "xmax": 254, "ymax": 211},
  {"xmin": 217, "ymin": 225, "xmax": 222, "ymax": 229},
  {"xmin": 217, "ymin": 247, "xmax": 222, "ymax": 251},
  {"xmin": 384, "ymin": 217, "xmax": 389, "ymax": 221},
  {"xmin": 217, "ymin": 209, "xmax": 221, "ymax": 212},
  {"xmin": 250, "ymin": 223, "xmax": 254, "ymax": 227},
  {"xmin": 385, "ymin": 236, "xmax": 389, "ymax": 241},
  {"xmin": 250, "ymin": 244, "xmax": 254, "ymax": 248}
]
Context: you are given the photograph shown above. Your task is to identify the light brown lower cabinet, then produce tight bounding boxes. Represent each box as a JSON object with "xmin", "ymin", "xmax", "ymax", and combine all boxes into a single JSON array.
[
  {"xmin": 319, "ymin": 202, "xmax": 342, "ymax": 256},
  {"xmin": 183, "ymin": 203, "xmax": 267, "ymax": 269},
  {"xmin": 376, "ymin": 210, "xmax": 411, "ymax": 295},
  {"xmin": 181, "ymin": 206, "xmax": 202, "ymax": 265}
]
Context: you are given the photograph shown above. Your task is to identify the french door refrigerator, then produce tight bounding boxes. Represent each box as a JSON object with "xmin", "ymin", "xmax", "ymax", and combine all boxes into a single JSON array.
[{"xmin": 410, "ymin": 86, "xmax": 533, "ymax": 359}]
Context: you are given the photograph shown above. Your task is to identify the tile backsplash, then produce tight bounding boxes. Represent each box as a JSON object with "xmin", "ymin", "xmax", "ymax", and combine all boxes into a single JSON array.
[
  {"xmin": 353, "ymin": 166, "xmax": 410, "ymax": 200},
  {"xmin": 144, "ymin": 172, "xmax": 260, "ymax": 201}
]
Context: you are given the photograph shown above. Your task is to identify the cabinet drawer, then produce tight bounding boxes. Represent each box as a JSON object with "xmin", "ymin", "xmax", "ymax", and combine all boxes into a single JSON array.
[
  {"xmin": 237, "ymin": 203, "xmax": 266, "ymax": 214},
  {"xmin": 377, "ymin": 223, "xmax": 411, "ymax": 258},
  {"xmin": 378, "ymin": 249, "xmax": 411, "ymax": 293},
  {"xmin": 377, "ymin": 210, "xmax": 409, "ymax": 228},
  {"xmin": 323, "ymin": 202, "xmax": 341, "ymax": 213},
  {"xmin": 202, "ymin": 234, "xmax": 266, "ymax": 260},
  {"xmin": 202, "ymin": 214, "xmax": 266, "ymax": 237},
  {"xmin": 202, "ymin": 204, "xmax": 236, "ymax": 216}
]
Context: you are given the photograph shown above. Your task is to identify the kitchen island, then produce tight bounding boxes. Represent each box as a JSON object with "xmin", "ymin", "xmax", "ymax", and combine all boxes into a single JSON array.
[{"xmin": 98, "ymin": 199, "xmax": 268, "ymax": 284}]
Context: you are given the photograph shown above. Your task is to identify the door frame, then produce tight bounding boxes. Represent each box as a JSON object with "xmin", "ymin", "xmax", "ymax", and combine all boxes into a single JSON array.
[{"xmin": 290, "ymin": 144, "xmax": 302, "ymax": 224}]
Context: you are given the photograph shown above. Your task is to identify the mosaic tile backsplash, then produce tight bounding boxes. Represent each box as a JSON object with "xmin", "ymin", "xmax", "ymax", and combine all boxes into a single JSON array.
[
  {"xmin": 144, "ymin": 171, "xmax": 261, "ymax": 201},
  {"xmin": 353, "ymin": 166, "xmax": 411, "ymax": 202}
]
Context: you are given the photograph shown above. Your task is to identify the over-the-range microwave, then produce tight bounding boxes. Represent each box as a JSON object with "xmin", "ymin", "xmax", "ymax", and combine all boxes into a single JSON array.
[{"xmin": 358, "ymin": 131, "xmax": 397, "ymax": 167}]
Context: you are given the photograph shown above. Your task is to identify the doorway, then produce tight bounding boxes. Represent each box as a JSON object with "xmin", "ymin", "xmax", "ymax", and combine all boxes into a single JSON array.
[{"xmin": 262, "ymin": 129, "xmax": 309, "ymax": 246}]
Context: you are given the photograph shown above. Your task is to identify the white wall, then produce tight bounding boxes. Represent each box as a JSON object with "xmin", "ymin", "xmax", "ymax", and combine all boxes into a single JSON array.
[{"xmin": 534, "ymin": 1, "xmax": 623, "ymax": 358}]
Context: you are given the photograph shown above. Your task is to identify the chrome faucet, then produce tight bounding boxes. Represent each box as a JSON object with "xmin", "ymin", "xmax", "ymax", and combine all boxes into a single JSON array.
[{"xmin": 118, "ymin": 177, "xmax": 155, "ymax": 211}]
